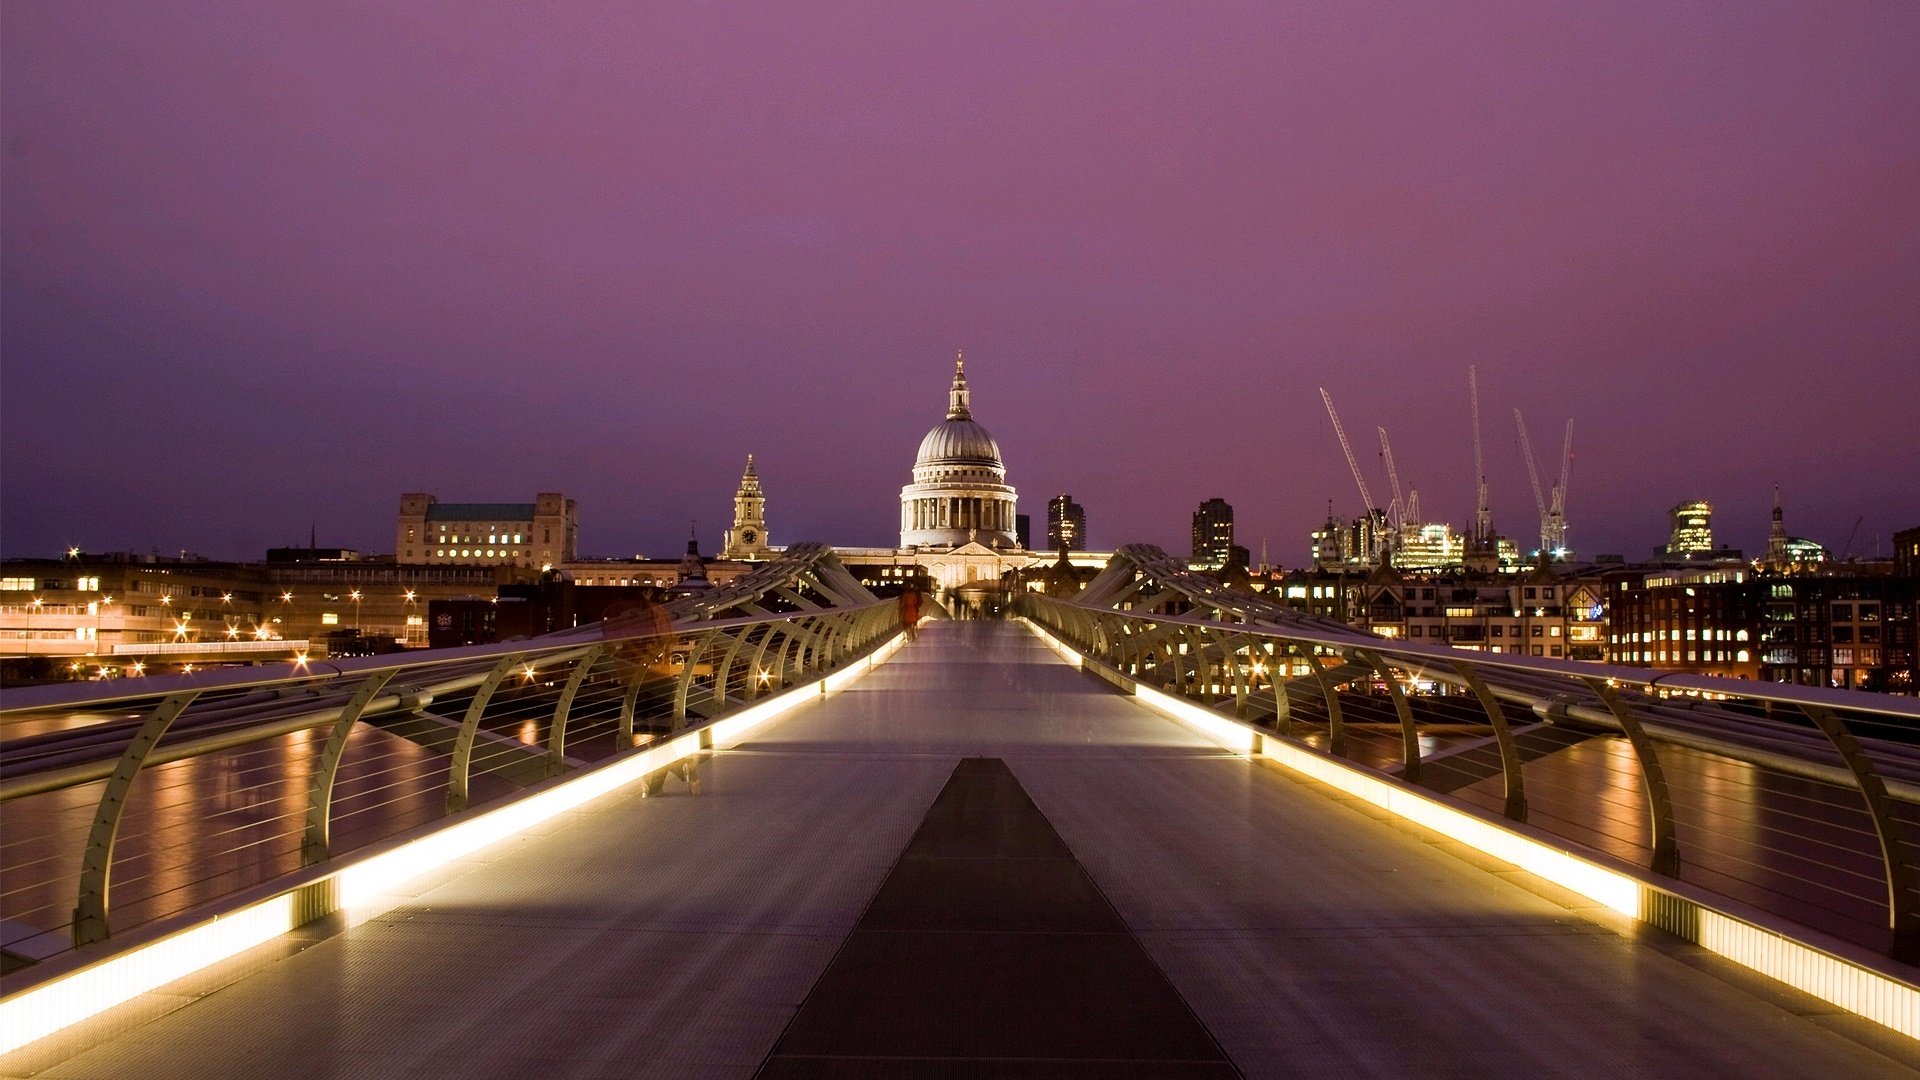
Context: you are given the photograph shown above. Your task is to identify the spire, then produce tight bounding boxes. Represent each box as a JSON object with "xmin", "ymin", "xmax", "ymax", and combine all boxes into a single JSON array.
[
  {"xmin": 1767, "ymin": 483, "xmax": 1790, "ymax": 567},
  {"xmin": 947, "ymin": 350, "xmax": 972, "ymax": 420},
  {"xmin": 738, "ymin": 453, "xmax": 761, "ymax": 495}
]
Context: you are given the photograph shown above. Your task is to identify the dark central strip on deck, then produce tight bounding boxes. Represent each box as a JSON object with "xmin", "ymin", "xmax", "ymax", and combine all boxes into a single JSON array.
[{"xmin": 757, "ymin": 757, "xmax": 1238, "ymax": 1078}]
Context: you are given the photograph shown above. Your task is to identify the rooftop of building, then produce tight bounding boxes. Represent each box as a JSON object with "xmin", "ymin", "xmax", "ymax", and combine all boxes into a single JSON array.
[{"xmin": 423, "ymin": 503, "xmax": 537, "ymax": 522}]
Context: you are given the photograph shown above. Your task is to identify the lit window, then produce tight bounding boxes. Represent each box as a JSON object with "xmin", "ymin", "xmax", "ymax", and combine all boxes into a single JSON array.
[
  {"xmin": 406, "ymin": 615, "xmax": 423, "ymax": 626},
  {"xmin": 322, "ymin": 613, "xmax": 339, "ymax": 625}
]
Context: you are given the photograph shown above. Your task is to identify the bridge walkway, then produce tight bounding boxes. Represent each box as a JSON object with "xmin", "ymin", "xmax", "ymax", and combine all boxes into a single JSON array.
[{"xmin": 4, "ymin": 621, "xmax": 1915, "ymax": 1078}]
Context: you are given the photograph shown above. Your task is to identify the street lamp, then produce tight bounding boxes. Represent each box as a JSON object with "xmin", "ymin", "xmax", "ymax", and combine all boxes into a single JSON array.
[
  {"xmin": 89, "ymin": 596, "xmax": 114, "ymax": 655},
  {"xmin": 350, "ymin": 589, "xmax": 363, "ymax": 631},
  {"xmin": 27, "ymin": 597, "xmax": 42, "ymax": 648}
]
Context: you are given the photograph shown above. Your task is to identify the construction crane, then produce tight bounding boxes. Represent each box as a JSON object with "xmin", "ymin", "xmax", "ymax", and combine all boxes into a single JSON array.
[
  {"xmin": 1320, "ymin": 388, "xmax": 1383, "ymax": 565},
  {"xmin": 1549, "ymin": 419, "xmax": 1573, "ymax": 557},
  {"xmin": 1514, "ymin": 409, "xmax": 1572, "ymax": 559},
  {"xmin": 1515, "ymin": 409, "xmax": 1549, "ymax": 557},
  {"xmin": 1377, "ymin": 427, "xmax": 1404, "ymax": 529},
  {"xmin": 1377, "ymin": 427, "xmax": 1419, "ymax": 529},
  {"xmin": 1469, "ymin": 367, "xmax": 1490, "ymax": 545}
]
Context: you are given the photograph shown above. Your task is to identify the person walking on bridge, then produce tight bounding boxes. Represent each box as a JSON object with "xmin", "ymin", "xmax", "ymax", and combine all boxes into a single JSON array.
[{"xmin": 899, "ymin": 587, "xmax": 922, "ymax": 641}]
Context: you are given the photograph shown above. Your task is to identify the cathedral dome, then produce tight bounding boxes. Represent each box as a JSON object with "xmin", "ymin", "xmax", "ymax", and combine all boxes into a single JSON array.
[
  {"xmin": 900, "ymin": 353, "xmax": 1019, "ymax": 551},
  {"xmin": 915, "ymin": 418, "xmax": 1003, "ymax": 469},
  {"xmin": 911, "ymin": 355, "xmax": 1003, "ymax": 471}
]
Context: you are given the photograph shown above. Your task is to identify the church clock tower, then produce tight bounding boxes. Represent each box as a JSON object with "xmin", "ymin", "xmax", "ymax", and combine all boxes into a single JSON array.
[{"xmin": 722, "ymin": 454, "xmax": 771, "ymax": 560}]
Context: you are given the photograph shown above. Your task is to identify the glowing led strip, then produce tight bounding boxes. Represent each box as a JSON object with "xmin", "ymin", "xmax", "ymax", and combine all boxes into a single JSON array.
[
  {"xmin": 1020, "ymin": 618, "xmax": 1920, "ymax": 1040},
  {"xmin": 0, "ymin": 631, "xmax": 904, "ymax": 1057}
]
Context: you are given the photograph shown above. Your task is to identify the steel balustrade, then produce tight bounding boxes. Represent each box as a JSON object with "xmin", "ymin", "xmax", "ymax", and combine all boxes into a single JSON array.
[
  {"xmin": 0, "ymin": 546, "xmax": 904, "ymax": 971},
  {"xmin": 1023, "ymin": 544, "xmax": 1920, "ymax": 963}
]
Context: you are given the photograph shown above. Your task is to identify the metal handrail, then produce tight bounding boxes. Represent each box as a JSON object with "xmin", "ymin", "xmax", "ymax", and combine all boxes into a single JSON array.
[
  {"xmin": 1024, "ymin": 557, "xmax": 1920, "ymax": 964},
  {"xmin": 0, "ymin": 546, "xmax": 905, "ymax": 966}
]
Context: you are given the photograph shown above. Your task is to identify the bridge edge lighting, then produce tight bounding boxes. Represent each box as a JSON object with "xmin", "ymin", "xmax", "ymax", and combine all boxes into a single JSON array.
[
  {"xmin": 1017, "ymin": 618, "xmax": 1920, "ymax": 1042},
  {"xmin": 0, "ymin": 631, "xmax": 906, "ymax": 1058}
]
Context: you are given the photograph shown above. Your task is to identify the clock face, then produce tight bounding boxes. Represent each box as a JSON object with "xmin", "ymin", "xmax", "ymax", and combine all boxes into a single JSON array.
[{"xmin": 741, "ymin": 528, "xmax": 757, "ymax": 544}]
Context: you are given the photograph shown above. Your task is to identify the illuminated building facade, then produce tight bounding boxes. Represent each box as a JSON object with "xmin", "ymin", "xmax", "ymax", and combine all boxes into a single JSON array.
[
  {"xmin": 1345, "ymin": 562, "xmax": 1606, "ymax": 660},
  {"xmin": 1392, "ymin": 523, "xmax": 1465, "ymax": 572},
  {"xmin": 1606, "ymin": 568, "xmax": 1917, "ymax": 693},
  {"xmin": 1190, "ymin": 498, "xmax": 1234, "ymax": 571},
  {"xmin": 396, "ymin": 493, "xmax": 577, "ymax": 569},
  {"xmin": 1047, "ymin": 494, "xmax": 1087, "ymax": 552},
  {"xmin": 1665, "ymin": 500, "xmax": 1714, "ymax": 557}
]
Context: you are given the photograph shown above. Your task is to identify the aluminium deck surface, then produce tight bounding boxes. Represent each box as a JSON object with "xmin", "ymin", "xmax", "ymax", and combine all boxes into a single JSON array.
[{"xmin": 4, "ymin": 620, "xmax": 1915, "ymax": 1078}]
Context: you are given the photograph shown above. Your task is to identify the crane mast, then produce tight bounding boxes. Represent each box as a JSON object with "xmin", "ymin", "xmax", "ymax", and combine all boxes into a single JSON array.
[
  {"xmin": 1469, "ymin": 367, "xmax": 1490, "ymax": 544},
  {"xmin": 1514, "ymin": 409, "xmax": 1549, "ymax": 556},
  {"xmin": 1544, "ymin": 419, "xmax": 1572, "ymax": 556},
  {"xmin": 1377, "ymin": 427, "xmax": 1405, "ymax": 529}
]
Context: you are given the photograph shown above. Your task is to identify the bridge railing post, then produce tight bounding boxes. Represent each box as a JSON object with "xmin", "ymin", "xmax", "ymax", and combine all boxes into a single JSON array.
[
  {"xmin": 447, "ymin": 653, "xmax": 525, "ymax": 814},
  {"xmin": 1453, "ymin": 660, "xmax": 1526, "ymax": 822},
  {"xmin": 545, "ymin": 646, "xmax": 606, "ymax": 778},
  {"xmin": 71, "ymin": 690, "xmax": 204, "ymax": 947},
  {"xmin": 1356, "ymin": 649, "xmax": 1420, "ymax": 785},
  {"xmin": 304, "ymin": 671, "xmax": 398, "ymax": 866},
  {"xmin": 1800, "ymin": 702, "xmax": 1920, "ymax": 963},
  {"xmin": 745, "ymin": 624, "xmax": 781, "ymax": 701},
  {"xmin": 673, "ymin": 630, "xmax": 722, "ymax": 731},
  {"xmin": 1584, "ymin": 678, "xmax": 1678, "ymax": 876}
]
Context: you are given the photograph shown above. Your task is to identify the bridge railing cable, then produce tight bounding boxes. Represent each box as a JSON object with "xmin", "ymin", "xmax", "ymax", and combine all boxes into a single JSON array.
[
  {"xmin": 1022, "ymin": 548, "xmax": 1920, "ymax": 965},
  {"xmin": 0, "ymin": 547, "xmax": 900, "ymax": 977}
]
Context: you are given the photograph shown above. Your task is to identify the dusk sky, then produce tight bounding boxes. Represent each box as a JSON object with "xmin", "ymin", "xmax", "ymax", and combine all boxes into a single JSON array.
[{"xmin": 4, "ymin": 3, "xmax": 1916, "ymax": 564}]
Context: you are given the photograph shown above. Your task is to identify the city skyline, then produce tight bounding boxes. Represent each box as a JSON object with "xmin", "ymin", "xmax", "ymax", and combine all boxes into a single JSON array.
[{"xmin": 4, "ymin": 5, "xmax": 1917, "ymax": 562}]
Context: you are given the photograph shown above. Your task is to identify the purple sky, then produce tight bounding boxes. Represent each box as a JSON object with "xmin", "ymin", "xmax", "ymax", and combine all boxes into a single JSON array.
[{"xmin": 5, "ymin": 3, "xmax": 1917, "ymax": 564}]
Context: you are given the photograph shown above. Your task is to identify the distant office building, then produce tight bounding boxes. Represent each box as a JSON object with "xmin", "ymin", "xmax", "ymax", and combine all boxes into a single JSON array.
[
  {"xmin": 1191, "ymin": 498, "xmax": 1234, "ymax": 571},
  {"xmin": 1666, "ymin": 500, "xmax": 1713, "ymax": 557},
  {"xmin": 1015, "ymin": 514, "xmax": 1031, "ymax": 550},
  {"xmin": 1309, "ymin": 504, "xmax": 1349, "ymax": 569},
  {"xmin": 1607, "ymin": 567, "xmax": 1917, "ymax": 693},
  {"xmin": 397, "ymin": 493, "xmax": 577, "ymax": 569},
  {"xmin": 1344, "ymin": 562, "xmax": 1606, "ymax": 661},
  {"xmin": 1898, "ymin": 526, "xmax": 1920, "ymax": 578},
  {"xmin": 1392, "ymin": 523, "xmax": 1466, "ymax": 572},
  {"xmin": 1047, "ymin": 494, "xmax": 1087, "ymax": 552}
]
